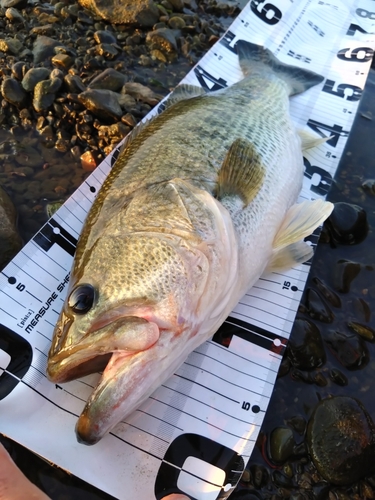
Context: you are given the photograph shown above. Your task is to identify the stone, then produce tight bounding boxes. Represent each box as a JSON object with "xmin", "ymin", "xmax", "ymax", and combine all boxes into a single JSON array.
[
  {"xmin": 32, "ymin": 35, "xmax": 61, "ymax": 64},
  {"xmin": 288, "ymin": 318, "xmax": 326, "ymax": 370},
  {"xmin": 51, "ymin": 53, "xmax": 74, "ymax": 70},
  {"xmin": 33, "ymin": 78, "xmax": 62, "ymax": 112},
  {"xmin": 93, "ymin": 30, "xmax": 117, "ymax": 44},
  {"xmin": 146, "ymin": 27, "xmax": 178, "ymax": 61},
  {"xmin": 325, "ymin": 202, "xmax": 368, "ymax": 246},
  {"xmin": 77, "ymin": 89, "xmax": 123, "ymax": 120},
  {"xmin": 1, "ymin": 77, "xmax": 27, "ymax": 107},
  {"xmin": 77, "ymin": 0, "xmax": 159, "ymax": 26},
  {"xmin": 0, "ymin": 0, "xmax": 27, "ymax": 8},
  {"xmin": 5, "ymin": 7, "xmax": 25, "ymax": 23},
  {"xmin": 63, "ymin": 74, "xmax": 86, "ymax": 93},
  {"xmin": 307, "ymin": 396, "xmax": 375, "ymax": 485},
  {"xmin": 0, "ymin": 38, "xmax": 23, "ymax": 55},
  {"xmin": 269, "ymin": 427, "xmax": 295, "ymax": 463},
  {"xmin": 22, "ymin": 68, "xmax": 51, "ymax": 92},
  {"xmin": 88, "ymin": 68, "xmax": 127, "ymax": 91},
  {"xmin": 123, "ymin": 81, "xmax": 162, "ymax": 105},
  {"xmin": 0, "ymin": 186, "xmax": 23, "ymax": 270}
]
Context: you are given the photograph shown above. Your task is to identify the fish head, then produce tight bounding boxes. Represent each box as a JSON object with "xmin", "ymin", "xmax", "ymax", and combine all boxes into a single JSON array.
[{"xmin": 47, "ymin": 180, "xmax": 238, "ymax": 444}]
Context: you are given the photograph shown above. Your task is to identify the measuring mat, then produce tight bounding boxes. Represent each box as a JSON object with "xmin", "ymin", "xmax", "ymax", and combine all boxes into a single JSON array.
[{"xmin": 1, "ymin": 1, "xmax": 375, "ymax": 499}]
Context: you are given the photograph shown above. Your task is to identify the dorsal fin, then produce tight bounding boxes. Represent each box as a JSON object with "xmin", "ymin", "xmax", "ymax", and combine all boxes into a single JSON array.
[{"xmin": 160, "ymin": 84, "xmax": 207, "ymax": 111}]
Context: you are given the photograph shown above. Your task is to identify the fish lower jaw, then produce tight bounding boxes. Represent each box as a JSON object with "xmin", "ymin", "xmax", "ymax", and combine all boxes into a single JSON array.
[{"xmin": 46, "ymin": 351, "xmax": 114, "ymax": 383}]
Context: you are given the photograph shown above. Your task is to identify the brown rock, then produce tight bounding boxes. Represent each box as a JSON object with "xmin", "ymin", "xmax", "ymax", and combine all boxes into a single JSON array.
[{"xmin": 77, "ymin": 0, "xmax": 159, "ymax": 26}]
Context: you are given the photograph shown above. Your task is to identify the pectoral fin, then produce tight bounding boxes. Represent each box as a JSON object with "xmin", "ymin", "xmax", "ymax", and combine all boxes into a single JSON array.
[
  {"xmin": 217, "ymin": 138, "xmax": 265, "ymax": 206},
  {"xmin": 162, "ymin": 84, "xmax": 207, "ymax": 110},
  {"xmin": 267, "ymin": 199, "xmax": 334, "ymax": 271},
  {"xmin": 297, "ymin": 129, "xmax": 331, "ymax": 150}
]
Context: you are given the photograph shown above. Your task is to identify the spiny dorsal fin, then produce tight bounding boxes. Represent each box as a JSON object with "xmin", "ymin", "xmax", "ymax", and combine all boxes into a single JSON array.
[
  {"xmin": 118, "ymin": 116, "xmax": 152, "ymax": 154},
  {"xmin": 266, "ymin": 241, "xmax": 313, "ymax": 273},
  {"xmin": 297, "ymin": 129, "xmax": 331, "ymax": 151},
  {"xmin": 273, "ymin": 199, "xmax": 334, "ymax": 249},
  {"xmin": 161, "ymin": 84, "xmax": 207, "ymax": 111},
  {"xmin": 217, "ymin": 138, "xmax": 265, "ymax": 206}
]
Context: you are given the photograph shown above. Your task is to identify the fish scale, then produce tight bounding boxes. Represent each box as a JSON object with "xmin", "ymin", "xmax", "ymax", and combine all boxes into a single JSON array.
[{"xmin": 47, "ymin": 41, "xmax": 333, "ymax": 445}]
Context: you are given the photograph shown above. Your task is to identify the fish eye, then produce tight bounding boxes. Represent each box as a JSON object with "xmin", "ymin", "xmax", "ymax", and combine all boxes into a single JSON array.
[{"xmin": 68, "ymin": 284, "xmax": 95, "ymax": 314}]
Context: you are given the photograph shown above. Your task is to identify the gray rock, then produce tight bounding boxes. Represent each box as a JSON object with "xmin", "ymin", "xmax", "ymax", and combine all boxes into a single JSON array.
[
  {"xmin": 0, "ymin": 38, "xmax": 23, "ymax": 55},
  {"xmin": 22, "ymin": 67, "xmax": 51, "ymax": 92},
  {"xmin": 93, "ymin": 30, "xmax": 117, "ymax": 44},
  {"xmin": 0, "ymin": 186, "xmax": 22, "ymax": 270},
  {"xmin": 11, "ymin": 61, "xmax": 27, "ymax": 80},
  {"xmin": 88, "ymin": 68, "xmax": 127, "ymax": 91},
  {"xmin": 30, "ymin": 24, "xmax": 56, "ymax": 37},
  {"xmin": 168, "ymin": 0, "xmax": 183, "ymax": 10},
  {"xmin": 77, "ymin": 89, "xmax": 123, "ymax": 120},
  {"xmin": 32, "ymin": 35, "xmax": 61, "ymax": 64},
  {"xmin": 33, "ymin": 78, "xmax": 62, "ymax": 112},
  {"xmin": 0, "ymin": 0, "xmax": 27, "ymax": 8},
  {"xmin": 1, "ymin": 77, "xmax": 27, "ymax": 106},
  {"xmin": 64, "ymin": 74, "xmax": 86, "ymax": 93},
  {"xmin": 123, "ymin": 82, "xmax": 162, "ymax": 105},
  {"xmin": 5, "ymin": 7, "xmax": 25, "ymax": 22},
  {"xmin": 77, "ymin": 0, "xmax": 159, "ymax": 26},
  {"xmin": 52, "ymin": 53, "xmax": 74, "ymax": 70},
  {"xmin": 95, "ymin": 43, "xmax": 119, "ymax": 59},
  {"xmin": 146, "ymin": 27, "xmax": 178, "ymax": 61}
]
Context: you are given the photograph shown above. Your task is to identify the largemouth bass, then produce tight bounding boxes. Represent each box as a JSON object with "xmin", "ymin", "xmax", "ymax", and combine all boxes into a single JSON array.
[{"xmin": 47, "ymin": 41, "xmax": 333, "ymax": 444}]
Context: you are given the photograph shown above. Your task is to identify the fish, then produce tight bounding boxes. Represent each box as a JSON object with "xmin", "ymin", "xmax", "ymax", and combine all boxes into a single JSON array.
[{"xmin": 47, "ymin": 40, "xmax": 333, "ymax": 445}]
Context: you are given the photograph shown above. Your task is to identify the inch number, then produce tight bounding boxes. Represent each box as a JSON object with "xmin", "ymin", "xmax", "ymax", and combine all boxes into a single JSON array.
[
  {"xmin": 346, "ymin": 23, "xmax": 375, "ymax": 36},
  {"xmin": 303, "ymin": 157, "xmax": 333, "ymax": 196},
  {"xmin": 250, "ymin": 0, "xmax": 282, "ymax": 25},
  {"xmin": 337, "ymin": 46, "xmax": 374, "ymax": 62},
  {"xmin": 307, "ymin": 119, "xmax": 349, "ymax": 148},
  {"xmin": 322, "ymin": 80, "xmax": 362, "ymax": 101},
  {"xmin": 356, "ymin": 8, "xmax": 375, "ymax": 19}
]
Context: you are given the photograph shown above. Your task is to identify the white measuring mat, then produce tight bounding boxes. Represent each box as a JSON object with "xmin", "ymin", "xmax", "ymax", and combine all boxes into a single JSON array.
[{"xmin": 1, "ymin": 1, "xmax": 375, "ymax": 498}]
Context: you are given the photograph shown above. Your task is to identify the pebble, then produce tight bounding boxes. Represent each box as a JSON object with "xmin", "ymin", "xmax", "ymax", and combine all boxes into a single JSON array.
[
  {"xmin": 307, "ymin": 396, "xmax": 375, "ymax": 485},
  {"xmin": 88, "ymin": 68, "xmax": 127, "ymax": 91},
  {"xmin": 1, "ymin": 77, "xmax": 27, "ymax": 107},
  {"xmin": 93, "ymin": 30, "xmax": 117, "ymax": 44},
  {"xmin": 269, "ymin": 427, "xmax": 295, "ymax": 463},
  {"xmin": 325, "ymin": 202, "xmax": 368, "ymax": 246},
  {"xmin": 0, "ymin": 185, "xmax": 22, "ymax": 270},
  {"xmin": 77, "ymin": 88, "xmax": 123, "ymax": 120},
  {"xmin": 77, "ymin": 0, "xmax": 160, "ymax": 26},
  {"xmin": 52, "ymin": 53, "xmax": 74, "ymax": 70},
  {"xmin": 123, "ymin": 81, "xmax": 162, "ymax": 105},
  {"xmin": 0, "ymin": 37, "xmax": 23, "ymax": 55},
  {"xmin": 32, "ymin": 35, "xmax": 61, "ymax": 64},
  {"xmin": 325, "ymin": 329, "xmax": 369, "ymax": 370},
  {"xmin": 288, "ymin": 317, "xmax": 326, "ymax": 370},
  {"xmin": 5, "ymin": 7, "xmax": 25, "ymax": 23},
  {"xmin": 63, "ymin": 74, "xmax": 86, "ymax": 93},
  {"xmin": 33, "ymin": 78, "xmax": 62, "ymax": 112},
  {"xmin": 22, "ymin": 68, "xmax": 51, "ymax": 92}
]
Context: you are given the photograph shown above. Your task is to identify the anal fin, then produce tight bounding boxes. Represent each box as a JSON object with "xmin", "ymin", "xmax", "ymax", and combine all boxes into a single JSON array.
[
  {"xmin": 217, "ymin": 138, "xmax": 265, "ymax": 206},
  {"xmin": 267, "ymin": 199, "xmax": 334, "ymax": 271},
  {"xmin": 297, "ymin": 129, "xmax": 331, "ymax": 150}
]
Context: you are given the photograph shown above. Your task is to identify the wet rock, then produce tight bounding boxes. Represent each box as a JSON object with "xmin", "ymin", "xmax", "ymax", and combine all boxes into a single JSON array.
[
  {"xmin": 288, "ymin": 318, "xmax": 326, "ymax": 370},
  {"xmin": 269, "ymin": 427, "xmax": 295, "ymax": 463},
  {"xmin": 329, "ymin": 368, "xmax": 348, "ymax": 386},
  {"xmin": 22, "ymin": 68, "xmax": 51, "ymax": 92},
  {"xmin": 353, "ymin": 298, "xmax": 371, "ymax": 323},
  {"xmin": 93, "ymin": 30, "xmax": 117, "ymax": 44},
  {"xmin": 325, "ymin": 202, "xmax": 368, "ymax": 245},
  {"xmin": 0, "ymin": 0, "xmax": 27, "ymax": 6},
  {"xmin": 30, "ymin": 25, "xmax": 56, "ymax": 37},
  {"xmin": 95, "ymin": 43, "xmax": 119, "ymax": 59},
  {"xmin": 11, "ymin": 61, "xmax": 27, "ymax": 81},
  {"xmin": 305, "ymin": 288, "xmax": 334, "ymax": 323},
  {"xmin": 0, "ymin": 186, "xmax": 22, "ymax": 270},
  {"xmin": 33, "ymin": 36, "xmax": 61, "ymax": 64},
  {"xmin": 77, "ymin": 89, "xmax": 123, "ymax": 120},
  {"xmin": 249, "ymin": 464, "xmax": 269, "ymax": 488},
  {"xmin": 1, "ymin": 77, "xmax": 27, "ymax": 107},
  {"xmin": 77, "ymin": 0, "xmax": 159, "ymax": 26},
  {"xmin": 80, "ymin": 150, "xmax": 97, "ymax": 171},
  {"xmin": 362, "ymin": 179, "xmax": 375, "ymax": 195},
  {"xmin": 0, "ymin": 37, "xmax": 23, "ymax": 55},
  {"xmin": 347, "ymin": 321, "xmax": 375, "ymax": 341},
  {"xmin": 33, "ymin": 78, "xmax": 62, "ymax": 112},
  {"xmin": 307, "ymin": 396, "xmax": 375, "ymax": 485},
  {"xmin": 51, "ymin": 53, "xmax": 74, "ymax": 70},
  {"xmin": 333, "ymin": 259, "xmax": 361, "ymax": 293},
  {"xmin": 311, "ymin": 277, "xmax": 341, "ymax": 308},
  {"xmin": 14, "ymin": 145, "xmax": 42, "ymax": 168},
  {"xmin": 89, "ymin": 68, "xmax": 127, "ymax": 91},
  {"xmin": 146, "ymin": 27, "xmax": 178, "ymax": 61},
  {"xmin": 123, "ymin": 81, "xmax": 162, "ymax": 105},
  {"xmin": 325, "ymin": 329, "xmax": 369, "ymax": 370},
  {"xmin": 63, "ymin": 74, "xmax": 86, "ymax": 93},
  {"xmin": 5, "ymin": 7, "xmax": 25, "ymax": 23}
]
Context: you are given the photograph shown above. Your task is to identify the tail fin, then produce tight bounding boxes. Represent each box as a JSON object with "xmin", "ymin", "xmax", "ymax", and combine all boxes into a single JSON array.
[{"xmin": 236, "ymin": 40, "xmax": 324, "ymax": 96}]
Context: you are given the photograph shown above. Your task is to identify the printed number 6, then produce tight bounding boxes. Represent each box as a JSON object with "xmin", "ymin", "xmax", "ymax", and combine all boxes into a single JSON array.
[{"xmin": 250, "ymin": 0, "xmax": 282, "ymax": 25}]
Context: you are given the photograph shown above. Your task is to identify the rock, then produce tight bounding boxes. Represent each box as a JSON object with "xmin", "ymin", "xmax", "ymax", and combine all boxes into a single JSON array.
[
  {"xmin": 362, "ymin": 178, "xmax": 375, "ymax": 195},
  {"xmin": 123, "ymin": 81, "xmax": 162, "ymax": 105},
  {"xmin": 77, "ymin": 89, "xmax": 123, "ymax": 120},
  {"xmin": 325, "ymin": 329, "xmax": 369, "ymax": 370},
  {"xmin": 168, "ymin": 16, "xmax": 186, "ymax": 29},
  {"xmin": 88, "ymin": 68, "xmax": 127, "ymax": 91},
  {"xmin": 305, "ymin": 288, "xmax": 334, "ymax": 323},
  {"xmin": 0, "ymin": 186, "xmax": 22, "ymax": 270},
  {"xmin": 269, "ymin": 427, "xmax": 295, "ymax": 463},
  {"xmin": 11, "ymin": 61, "xmax": 27, "ymax": 81},
  {"xmin": 93, "ymin": 30, "xmax": 117, "ymax": 44},
  {"xmin": 146, "ymin": 27, "xmax": 178, "ymax": 61},
  {"xmin": 95, "ymin": 43, "xmax": 119, "ymax": 59},
  {"xmin": 30, "ymin": 24, "xmax": 56, "ymax": 37},
  {"xmin": 77, "ymin": 0, "xmax": 159, "ymax": 26},
  {"xmin": 33, "ymin": 78, "xmax": 62, "ymax": 112},
  {"xmin": 51, "ymin": 53, "xmax": 74, "ymax": 70},
  {"xmin": 80, "ymin": 150, "xmax": 97, "ymax": 171},
  {"xmin": 307, "ymin": 396, "xmax": 375, "ymax": 485},
  {"xmin": 0, "ymin": 0, "xmax": 27, "ymax": 8},
  {"xmin": 32, "ymin": 36, "xmax": 61, "ymax": 64},
  {"xmin": 0, "ymin": 38, "xmax": 23, "ymax": 55},
  {"xmin": 325, "ymin": 202, "xmax": 368, "ymax": 245},
  {"xmin": 1, "ymin": 77, "xmax": 27, "ymax": 107},
  {"xmin": 333, "ymin": 259, "xmax": 361, "ymax": 293},
  {"xmin": 347, "ymin": 321, "xmax": 375, "ymax": 341},
  {"xmin": 22, "ymin": 68, "xmax": 51, "ymax": 92},
  {"xmin": 5, "ymin": 7, "xmax": 25, "ymax": 22},
  {"xmin": 168, "ymin": 0, "xmax": 183, "ymax": 10},
  {"xmin": 63, "ymin": 74, "xmax": 86, "ymax": 93},
  {"xmin": 288, "ymin": 318, "xmax": 326, "ymax": 370}
]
